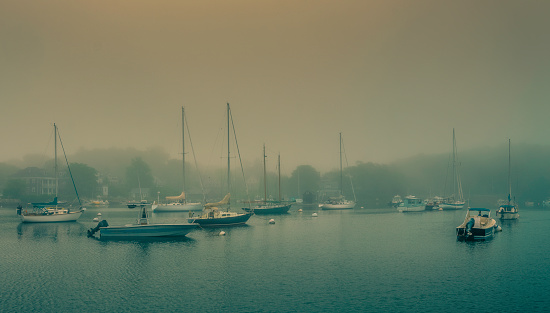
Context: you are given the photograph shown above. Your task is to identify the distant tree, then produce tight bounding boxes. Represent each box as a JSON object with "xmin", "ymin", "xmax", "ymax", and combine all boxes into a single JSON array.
[
  {"xmin": 289, "ymin": 165, "xmax": 321, "ymax": 199},
  {"xmin": 3, "ymin": 179, "xmax": 26, "ymax": 200},
  {"xmin": 65, "ymin": 163, "xmax": 98, "ymax": 199},
  {"xmin": 126, "ymin": 157, "xmax": 155, "ymax": 189}
]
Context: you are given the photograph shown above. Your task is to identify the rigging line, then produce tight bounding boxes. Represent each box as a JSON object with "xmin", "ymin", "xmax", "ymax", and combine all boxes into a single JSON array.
[
  {"xmin": 228, "ymin": 107, "xmax": 251, "ymax": 207},
  {"xmin": 184, "ymin": 112, "xmax": 206, "ymax": 202},
  {"xmin": 57, "ymin": 128, "xmax": 82, "ymax": 207}
]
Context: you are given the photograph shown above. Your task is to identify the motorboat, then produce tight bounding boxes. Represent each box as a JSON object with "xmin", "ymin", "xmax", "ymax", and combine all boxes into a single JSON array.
[
  {"xmin": 397, "ymin": 195, "xmax": 425, "ymax": 212},
  {"xmin": 87, "ymin": 204, "xmax": 198, "ymax": 238},
  {"xmin": 456, "ymin": 208, "xmax": 498, "ymax": 240}
]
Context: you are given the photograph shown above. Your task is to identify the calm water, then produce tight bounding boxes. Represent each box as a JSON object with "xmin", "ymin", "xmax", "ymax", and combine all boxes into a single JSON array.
[{"xmin": 1, "ymin": 204, "xmax": 549, "ymax": 312}]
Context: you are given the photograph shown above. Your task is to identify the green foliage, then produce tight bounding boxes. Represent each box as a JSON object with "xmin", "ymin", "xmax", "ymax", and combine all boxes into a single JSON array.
[
  {"xmin": 126, "ymin": 157, "xmax": 155, "ymax": 189},
  {"xmin": 3, "ymin": 179, "xmax": 26, "ymax": 200},
  {"xmin": 65, "ymin": 163, "xmax": 98, "ymax": 198},
  {"xmin": 288, "ymin": 165, "xmax": 321, "ymax": 199}
]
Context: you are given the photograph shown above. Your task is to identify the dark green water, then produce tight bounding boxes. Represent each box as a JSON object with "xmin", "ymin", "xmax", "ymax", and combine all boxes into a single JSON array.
[{"xmin": 1, "ymin": 205, "xmax": 549, "ymax": 312}]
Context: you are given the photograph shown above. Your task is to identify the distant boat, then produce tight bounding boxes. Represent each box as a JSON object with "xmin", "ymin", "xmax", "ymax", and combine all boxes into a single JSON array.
[
  {"xmin": 17, "ymin": 123, "xmax": 85, "ymax": 223},
  {"xmin": 320, "ymin": 133, "xmax": 356, "ymax": 210},
  {"xmin": 187, "ymin": 103, "xmax": 253, "ymax": 226},
  {"xmin": 397, "ymin": 195, "xmax": 425, "ymax": 212},
  {"xmin": 244, "ymin": 146, "xmax": 291, "ymax": 215},
  {"xmin": 153, "ymin": 107, "xmax": 203, "ymax": 212},
  {"xmin": 456, "ymin": 208, "xmax": 498, "ymax": 240},
  {"xmin": 188, "ymin": 193, "xmax": 252, "ymax": 227},
  {"xmin": 496, "ymin": 139, "xmax": 519, "ymax": 220},
  {"xmin": 439, "ymin": 129, "xmax": 465, "ymax": 210},
  {"xmin": 389, "ymin": 195, "xmax": 403, "ymax": 208},
  {"xmin": 87, "ymin": 203, "xmax": 198, "ymax": 238}
]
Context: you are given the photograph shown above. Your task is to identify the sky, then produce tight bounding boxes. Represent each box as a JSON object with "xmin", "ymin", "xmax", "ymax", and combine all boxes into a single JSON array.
[{"xmin": 1, "ymin": 0, "xmax": 549, "ymax": 173}]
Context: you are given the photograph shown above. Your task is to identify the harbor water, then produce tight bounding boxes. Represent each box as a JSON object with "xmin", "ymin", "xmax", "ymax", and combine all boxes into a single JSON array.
[{"xmin": 1, "ymin": 205, "xmax": 549, "ymax": 312}]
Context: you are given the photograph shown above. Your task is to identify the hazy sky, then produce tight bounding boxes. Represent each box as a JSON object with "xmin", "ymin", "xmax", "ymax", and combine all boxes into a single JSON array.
[{"xmin": 1, "ymin": 0, "xmax": 549, "ymax": 173}]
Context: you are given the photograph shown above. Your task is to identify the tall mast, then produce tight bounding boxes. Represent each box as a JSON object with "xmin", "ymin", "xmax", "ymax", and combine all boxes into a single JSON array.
[
  {"xmin": 54, "ymin": 123, "xmax": 58, "ymax": 206},
  {"xmin": 263, "ymin": 144, "xmax": 267, "ymax": 202},
  {"xmin": 452, "ymin": 128, "xmax": 456, "ymax": 198},
  {"xmin": 227, "ymin": 103, "xmax": 231, "ymax": 202},
  {"xmin": 278, "ymin": 153, "xmax": 281, "ymax": 202},
  {"xmin": 339, "ymin": 132, "xmax": 343, "ymax": 196},
  {"xmin": 508, "ymin": 139, "xmax": 512, "ymax": 205},
  {"xmin": 181, "ymin": 106, "xmax": 185, "ymax": 193}
]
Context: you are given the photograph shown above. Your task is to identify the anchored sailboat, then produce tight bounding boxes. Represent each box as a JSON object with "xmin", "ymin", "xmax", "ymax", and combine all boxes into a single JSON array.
[
  {"xmin": 496, "ymin": 139, "xmax": 519, "ymax": 220},
  {"xmin": 320, "ymin": 133, "xmax": 356, "ymax": 210},
  {"xmin": 153, "ymin": 107, "xmax": 203, "ymax": 212},
  {"xmin": 244, "ymin": 145, "xmax": 291, "ymax": 214},
  {"xmin": 17, "ymin": 124, "xmax": 85, "ymax": 223},
  {"xmin": 439, "ymin": 128, "xmax": 465, "ymax": 210},
  {"xmin": 188, "ymin": 103, "xmax": 253, "ymax": 226}
]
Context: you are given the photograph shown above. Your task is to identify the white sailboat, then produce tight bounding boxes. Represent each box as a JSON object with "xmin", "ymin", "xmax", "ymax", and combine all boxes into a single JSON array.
[
  {"xmin": 496, "ymin": 139, "xmax": 519, "ymax": 220},
  {"xmin": 153, "ymin": 107, "xmax": 203, "ymax": 212},
  {"xmin": 17, "ymin": 124, "xmax": 85, "ymax": 223},
  {"xmin": 320, "ymin": 133, "xmax": 356, "ymax": 210},
  {"xmin": 439, "ymin": 128, "xmax": 465, "ymax": 210}
]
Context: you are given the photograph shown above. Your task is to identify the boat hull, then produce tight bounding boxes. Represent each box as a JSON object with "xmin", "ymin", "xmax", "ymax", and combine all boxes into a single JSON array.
[
  {"xmin": 20, "ymin": 211, "xmax": 82, "ymax": 223},
  {"xmin": 456, "ymin": 225, "xmax": 495, "ymax": 240},
  {"xmin": 439, "ymin": 202, "xmax": 465, "ymax": 210},
  {"xmin": 244, "ymin": 204, "xmax": 291, "ymax": 214},
  {"xmin": 398, "ymin": 206, "xmax": 426, "ymax": 212},
  {"xmin": 188, "ymin": 213, "xmax": 252, "ymax": 227},
  {"xmin": 153, "ymin": 202, "xmax": 203, "ymax": 212},
  {"xmin": 320, "ymin": 202, "xmax": 355, "ymax": 210},
  {"xmin": 496, "ymin": 212, "xmax": 519, "ymax": 220},
  {"xmin": 99, "ymin": 224, "xmax": 198, "ymax": 238}
]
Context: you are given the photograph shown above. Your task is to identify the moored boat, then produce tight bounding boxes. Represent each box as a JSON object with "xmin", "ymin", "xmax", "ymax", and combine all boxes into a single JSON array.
[
  {"xmin": 320, "ymin": 133, "xmax": 356, "ymax": 210},
  {"xmin": 439, "ymin": 129, "xmax": 465, "ymax": 210},
  {"xmin": 496, "ymin": 139, "xmax": 519, "ymax": 220},
  {"xmin": 456, "ymin": 208, "xmax": 498, "ymax": 240},
  {"xmin": 397, "ymin": 195, "xmax": 425, "ymax": 212},
  {"xmin": 17, "ymin": 123, "xmax": 85, "ymax": 223},
  {"xmin": 188, "ymin": 193, "xmax": 252, "ymax": 227},
  {"xmin": 88, "ymin": 204, "xmax": 198, "ymax": 238}
]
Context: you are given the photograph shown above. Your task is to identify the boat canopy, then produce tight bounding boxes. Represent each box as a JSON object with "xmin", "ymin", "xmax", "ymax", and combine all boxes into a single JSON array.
[
  {"xmin": 499, "ymin": 204, "xmax": 515, "ymax": 209},
  {"xmin": 32, "ymin": 197, "xmax": 58, "ymax": 208},
  {"xmin": 204, "ymin": 193, "xmax": 230, "ymax": 208},
  {"xmin": 166, "ymin": 192, "xmax": 185, "ymax": 201}
]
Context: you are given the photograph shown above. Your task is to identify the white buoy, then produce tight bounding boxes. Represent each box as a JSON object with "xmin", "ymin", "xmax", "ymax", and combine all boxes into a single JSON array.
[
  {"xmin": 298, "ymin": 209, "xmax": 303, "ymax": 212},
  {"xmin": 438, "ymin": 207, "xmax": 443, "ymax": 211},
  {"xmin": 219, "ymin": 231, "xmax": 226, "ymax": 236},
  {"xmin": 97, "ymin": 213, "xmax": 102, "ymax": 216},
  {"xmin": 269, "ymin": 219, "xmax": 275, "ymax": 224},
  {"xmin": 497, "ymin": 226, "xmax": 502, "ymax": 232},
  {"xmin": 361, "ymin": 206, "xmax": 364, "ymax": 209},
  {"xmin": 92, "ymin": 213, "xmax": 102, "ymax": 222},
  {"xmin": 312, "ymin": 213, "xmax": 318, "ymax": 217}
]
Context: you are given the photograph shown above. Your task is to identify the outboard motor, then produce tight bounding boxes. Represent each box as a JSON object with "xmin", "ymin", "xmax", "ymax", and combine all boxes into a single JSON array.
[
  {"xmin": 16, "ymin": 205, "xmax": 22, "ymax": 216},
  {"xmin": 87, "ymin": 220, "xmax": 109, "ymax": 237},
  {"xmin": 465, "ymin": 217, "xmax": 475, "ymax": 235}
]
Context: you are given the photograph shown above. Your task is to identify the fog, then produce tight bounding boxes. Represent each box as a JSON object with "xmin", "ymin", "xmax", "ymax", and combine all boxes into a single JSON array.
[{"xmin": 1, "ymin": 0, "xmax": 550, "ymax": 173}]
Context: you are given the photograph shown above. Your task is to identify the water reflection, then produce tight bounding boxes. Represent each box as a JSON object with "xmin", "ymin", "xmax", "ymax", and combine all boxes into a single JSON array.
[{"xmin": 17, "ymin": 222, "xmax": 87, "ymax": 240}]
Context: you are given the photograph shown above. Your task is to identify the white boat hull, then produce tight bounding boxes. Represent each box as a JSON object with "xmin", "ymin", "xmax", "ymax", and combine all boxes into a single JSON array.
[
  {"xmin": 153, "ymin": 202, "xmax": 203, "ymax": 212},
  {"xmin": 496, "ymin": 211, "xmax": 519, "ymax": 220},
  {"xmin": 439, "ymin": 202, "xmax": 465, "ymax": 210},
  {"xmin": 20, "ymin": 211, "xmax": 83, "ymax": 223},
  {"xmin": 320, "ymin": 202, "xmax": 355, "ymax": 210},
  {"xmin": 99, "ymin": 224, "xmax": 198, "ymax": 238},
  {"xmin": 398, "ymin": 205, "xmax": 425, "ymax": 212}
]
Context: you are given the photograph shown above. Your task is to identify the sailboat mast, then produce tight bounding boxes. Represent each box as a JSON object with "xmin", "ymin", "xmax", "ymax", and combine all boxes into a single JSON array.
[
  {"xmin": 339, "ymin": 132, "xmax": 343, "ymax": 196},
  {"xmin": 263, "ymin": 144, "xmax": 267, "ymax": 202},
  {"xmin": 54, "ymin": 123, "xmax": 58, "ymax": 206},
  {"xmin": 278, "ymin": 153, "xmax": 281, "ymax": 202},
  {"xmin": 182, "ymin": 106, "xmax": 185, "ymax": 193},
  {"xmin": 508, "ymin": 139, "xmax": 512, "ymax": 205},
  {"xmin": 227, "ymin": 103, "xmax": 231, "ymax": 206},
  {"xmin": 452, "ymin": 128, "xmax": 456, "ymax": 198}
]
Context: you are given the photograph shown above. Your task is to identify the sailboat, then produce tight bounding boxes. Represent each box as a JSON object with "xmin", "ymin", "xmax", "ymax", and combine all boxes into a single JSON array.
[
  {"xmin": 88, "ymin": 202, "xmax": 198, "ymax": 238},
  {"xmin": 153, "ymin": 107, "xmax": 202, "ymax": 212},
  {"xmin": 438, "ymin": 128, "xmax": 465, "ymax": 210},
  {"xmin": 17, "ymin": 124, "xmax": 85, "ymax": 223},
  {"xmin": 244, "ymin": 145, "xmax": 291, "ymax": 214},
  {"xmin": 496, "ymin": 139, "xmax": 519, "ymax": 220},
  {"xmin": 187, "ymin": 103, "xmax": 253, "ymax": 226},
  {"xmin": 320, "ymin": 133, "xmax": 356, "ymax": 210}
]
